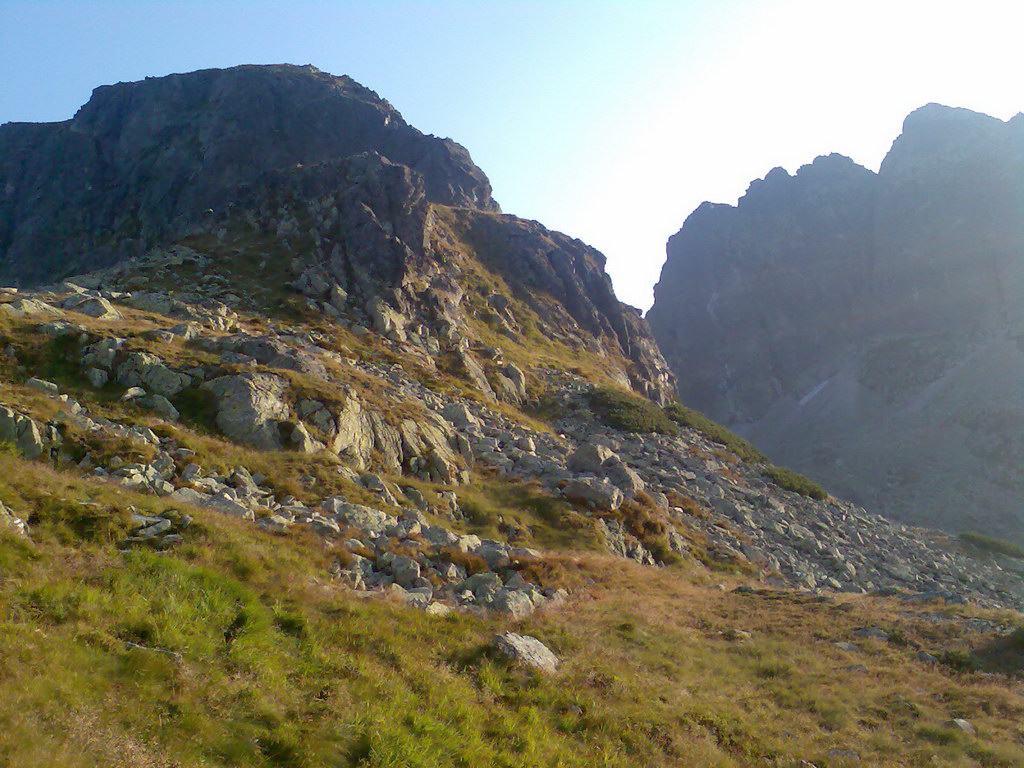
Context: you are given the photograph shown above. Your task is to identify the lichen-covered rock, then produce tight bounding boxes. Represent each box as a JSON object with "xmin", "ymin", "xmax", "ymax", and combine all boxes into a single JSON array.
[
  {"xmin": 563, "ymin": 477, "xmax": 624, "ymax": 510},
  {"xmin": 494, "ymin": 632, "xmax": 559, "ymax": 673},
  {"xmin": 117, "ymin": 352, "xmax": 191, "ymax": 397},
  {"xmin": 202, "ymin": 372, "xmax": 290, "ymax": 450},
  {"xmin": 0, "ymin": 406, "xmax": 49, "ymax": 459}
]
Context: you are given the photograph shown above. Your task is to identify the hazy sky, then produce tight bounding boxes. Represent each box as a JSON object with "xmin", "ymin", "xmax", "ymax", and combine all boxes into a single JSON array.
[{"xmin": 2, "ymin": 0, "xmax": 1021, "ymax": 309}]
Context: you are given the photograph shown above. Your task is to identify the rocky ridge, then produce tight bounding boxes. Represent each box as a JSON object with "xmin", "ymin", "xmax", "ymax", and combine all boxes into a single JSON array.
[{"xmin": 649, "ymin": 104, "xmax": 1024, "ymax": 536}]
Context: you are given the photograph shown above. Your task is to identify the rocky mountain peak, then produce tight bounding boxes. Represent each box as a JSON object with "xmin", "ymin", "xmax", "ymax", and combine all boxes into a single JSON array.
[
  {"xmin": 0, "ymin": 64, "xmax": 496, "ymax": 285},
  {"xmin": 649, "ymin": 103, "xmax": 1024, "ymax": 537},
  {"xmin": 0, "ymin": 64, "xmax": 675, "ymax": 404}
]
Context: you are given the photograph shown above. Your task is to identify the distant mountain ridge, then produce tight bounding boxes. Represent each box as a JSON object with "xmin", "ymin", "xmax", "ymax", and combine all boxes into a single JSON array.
[{"xmin": 649, "ymin": 103, "xmax": 1024, "ymax": 537}]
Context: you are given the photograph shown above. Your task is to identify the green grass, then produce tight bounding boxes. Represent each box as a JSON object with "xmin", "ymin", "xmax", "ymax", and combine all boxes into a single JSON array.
[
  {"xmin": 959, "ymin": 531, "xmax": 1024, "ymax": 559},
  {"xmin": 761, "ymin": 465, "xmax": 828, "ymax": 501},
  {"xmin": 1, "ymin": 452, "xmax": 1024, "ymax": 767},
  {"xmin": 587, "ymin": 386, "xmax": 678, "ymax": 435},
  {"xmin": 663, "ymin": 403, "xmax": 765, "ymax": 463}
]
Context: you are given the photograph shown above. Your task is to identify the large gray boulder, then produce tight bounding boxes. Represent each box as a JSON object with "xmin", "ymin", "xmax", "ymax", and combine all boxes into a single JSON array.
[
  {"xmin": 0, "ymin": 406, "xmax": 49, "ymax": 459},
  {"xmin": 494, "ymin": 632, "xmax": 559, "ymax": 674},
  {"xmin": 563, "ymin": 477, "xmax": 624, "ymax": 510},
  {"xmin": 117, "ymin": 352, "xmax": 191, "ymax": 397},
  {"xmin": 567, "ymin": 443, "xmax": 617, "ymax": 474},
  {"xmin": 202, "ymin": 372, "xmax": 290, "ymax": 450}
]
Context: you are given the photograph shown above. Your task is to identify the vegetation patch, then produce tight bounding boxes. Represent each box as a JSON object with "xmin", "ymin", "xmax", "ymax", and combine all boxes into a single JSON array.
[
  {"xmin": 959, "ymin": 531, "xmax": 1024, "ymax": 560},
  {"xmin": 455, "ymin": 477, "xmax": 601, "ymax": 551},
  {"xmin": 762, "ymin": 465, "xmax": 828, "ymax": 500},
  {"xmin": 587, "ymin": 386, "xmax": 678, "ymax": 435},
  {"xmin": 664, "ymin": 403, "xmax": 765, "ymax": 463}
]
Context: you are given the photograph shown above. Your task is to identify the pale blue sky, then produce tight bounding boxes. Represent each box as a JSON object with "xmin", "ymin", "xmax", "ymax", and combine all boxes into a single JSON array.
[{"xmin": 2, "ymin": 1, "xmax": 1021, "ymax": 308}]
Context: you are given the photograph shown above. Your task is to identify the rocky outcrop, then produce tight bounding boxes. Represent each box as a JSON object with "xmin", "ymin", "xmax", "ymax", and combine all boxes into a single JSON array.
[
  {"xmin": 0, "ymin": 64, "xmax": 495, "ymax": 285},
  {"xmin": 202, "ymin": 373, "xmax": 293, "ymax": 450},
  {"xmin": 1, "ymin": 64, "xmax": 674, "ymax": 404},
  {"xmin": 649, "ymin": 104, "xmax": 1024, "ymax": 536}
]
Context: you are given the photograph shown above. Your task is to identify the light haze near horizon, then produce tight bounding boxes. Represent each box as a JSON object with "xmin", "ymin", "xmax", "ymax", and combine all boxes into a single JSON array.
[{"xmin": 1, "ymin": 0, "xmax": 1021, "ymax": 309}]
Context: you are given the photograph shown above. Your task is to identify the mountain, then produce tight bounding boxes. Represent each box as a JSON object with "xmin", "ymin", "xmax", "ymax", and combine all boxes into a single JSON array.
[
  {"xmin": 0, "ymin": 64, "xmax": 673, "ymax": 404},
  {"xmin": 1, "ymin": 70, "xmax": 1023, "ymax": 765},
  {"xmin": 648, "ymin": 104, "xmax": 1024, "ymax": 538}
]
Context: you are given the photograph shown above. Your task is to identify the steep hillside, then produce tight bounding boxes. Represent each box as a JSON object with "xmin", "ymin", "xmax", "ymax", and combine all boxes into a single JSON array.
[
  {"xmin": 649, "ymin": 104, "xmax": 1024, "ymax": 538},
  {"xmin": 1, "ymin": 72, "xmax": 1023, "ymax": 766}
]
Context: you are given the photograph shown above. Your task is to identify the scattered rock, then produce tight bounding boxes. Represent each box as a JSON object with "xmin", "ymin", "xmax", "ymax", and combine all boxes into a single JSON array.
[
  {"xmin": 494, "ymin": 632, "xmax": 559, "ymax": 674},
  {"xmin": 945, "ymin": 718, "xmax": 976, "ymax": 735}
]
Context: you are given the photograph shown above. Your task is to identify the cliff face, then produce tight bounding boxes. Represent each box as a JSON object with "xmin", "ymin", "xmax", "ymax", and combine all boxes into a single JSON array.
[
  {"xmin": 0, "ymin": 64, "xmax": 673, "ymax": 402},
  {"xmin": 649, "ymin": 104, "xmax": 1024, "ymax": 535},
  {"xmin": 0, "ymin": 64, "xmax": 495, "ymax": 285}
]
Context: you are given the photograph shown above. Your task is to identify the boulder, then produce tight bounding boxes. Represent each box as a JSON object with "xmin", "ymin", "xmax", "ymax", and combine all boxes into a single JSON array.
[
  {"xmin": 322, "ymin": 498, "xmax": 395, "ymax": 536},
  {"xmin": 331, "ymin": 397, "xmax": 375, "ymax": 466},
  {"xmin": 117, "ymin": 352, "xmax": 191, "ymax": 396},
  {"xmin": 567, "ymin": 443, "xmax": 617, "ymax": 474},
  {"xmin": 84, "ymin": 367, "xmax": 109, "ymax": 388},
  {"xmin": 25, "ymin": 378, "xmax": 59, "ymax": 396},
  {"xmin": 494, "ymin": 632, "xmax": 559, "ymax": 673},
  {"xmin": 367, "ymin": 298, "xmax": 407, "ymax": 342},
  {"xmin": 0, "ymin": 298, "xmax": 62, "ymax": 318},
  {"xmin": 563, "ymin": 477, "xmax": 623, "ymax": 510},
  {"xmin": 202, "ymin": 372, "xmax": 290, "ymax": 450},
  {"xmin": 64, "ymin": 295, "xmax": 121, "ymax": 320},
  {"xmin": 485, "ymin": 589, "xmax": 535, "ymax": 619},
  {"xmin": 0, "ymin": 406, "xmax": 48, "ymax": 459},
  {"xmin": 390, "ymin": 556, "xmax": 421, "ymax": 588},
  {"xmin": 139, "ymin": 394, "xmax": 180, "ymax": 421}
]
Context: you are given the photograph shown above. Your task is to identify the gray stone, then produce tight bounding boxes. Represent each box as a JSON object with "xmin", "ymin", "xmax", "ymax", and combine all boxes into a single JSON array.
[
  {"xmin": 390, "ymin": 556, "xmax": 421, "ymax": 588},
  {"xmin": 485, "ymin": 589, "xmax": 535, "ymax": 618},
  {"xmin": 567, "ymin": 443, "xmax": 616, "ymax": 474},
  {"xmin": 944, "ymin": 718, "xmax": 975, "ymax": 735},
  {"xmin": 25, "ymin": 378, "xmax": 59, "ymax": 396},
  {"xmin": 66, "ymin": 295, "xmax": 121, "ymax": 319},
  {"xmin": 84, "ymin": 367, "xmax": 109, "ymax": 388},
  {"xmin": 117, "ymin": 352, "xmax": 191, "ymax": 396},
  {"xmin": 0, "ymin": 406, "xmax": 48, "ymax": 459},
  {"xmin": 563, "ymin": 477, "xmax": 623, "ymax": 510},
  {"xmin": 494, "ymin": 632, "xmax": 559, "ymax": 673},
  {"xmin": 202, "ymin": 372, "xmax": 289, "ymax": 450},
  {"xmin": 140, "ymin": 394, "xmax": 179, "ymax": 421},
  {"xmin": 322, "ymin": 498, "xmax": 394, "ymax": 536},
  {"xmin": 0, "ymin": 298, "xmax": 63, "ymax": 318}
]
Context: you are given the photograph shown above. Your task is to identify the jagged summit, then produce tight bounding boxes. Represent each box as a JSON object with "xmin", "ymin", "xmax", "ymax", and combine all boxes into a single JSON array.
[{"xmin": 649, "ymin": 103, "xmax": 1024, "ymax": 536}]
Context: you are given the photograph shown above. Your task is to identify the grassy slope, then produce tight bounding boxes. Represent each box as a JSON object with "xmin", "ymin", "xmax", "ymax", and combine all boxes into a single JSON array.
[
  {"xmin": 2, "ymin": 240, "xmax": 1024, "ymax": 766},
  {"xmin": 1, "ymin": 452, "xmax": 1023, "ymax": 767}
]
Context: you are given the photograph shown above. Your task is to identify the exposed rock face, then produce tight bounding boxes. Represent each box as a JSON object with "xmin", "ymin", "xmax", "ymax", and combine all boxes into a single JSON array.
[
  {"xmin": 649, "ymin": 104, "xmax": 1024, "ymax": 536},
  {"xmin": 203, "ymin": 372, "xmax": 291, "ymax": 451},
  {"xmin": 0, "ymin": 64, "xmax": 673, "ymax": 403},
  {"xmin": 0, "ymin": 64, "xmax": 495, "ymax": 284}
]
